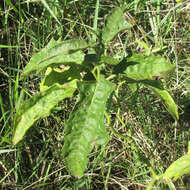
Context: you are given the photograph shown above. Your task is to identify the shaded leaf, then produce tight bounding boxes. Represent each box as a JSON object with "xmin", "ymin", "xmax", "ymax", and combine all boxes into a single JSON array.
[
  {"xmin": 102, "ymin": 7, "xmax": 132, "ymax": 45},
  {"xmin": 13, "ymin": 84, "xmax": 76, "ymax": 145},
  {"xmin": 40, "ymin": 66, "xmax": 81, "ymax": 91},
  {"xmin": 117, "ymin": 54, "xmax": 175, "ymax": 80},
  {"xmin": 100, "ymin": 56, "xmax": 120, "ymax": 65},
  {"xmin": 163, "ymin": 154, "xmax": 190, "ymax": 182},
  {"xmin": 142, "ymin": 80, "xmax": 179, "ymax": 120},
  {"xmin": 62, "ymin": 75, "xmax": 115, "ymax": 178},
  {"xmin": 22, "ymin": 39, "xmax": 93, "ymax": 77}
]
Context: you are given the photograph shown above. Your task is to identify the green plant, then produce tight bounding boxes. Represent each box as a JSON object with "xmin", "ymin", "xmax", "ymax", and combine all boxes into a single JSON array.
[
  {"xmin": 12, "ymin": 7, "xmax": 179, "ymax": 181},
  {"xmin": 146, "ymin": 141, "xmax": 190, "ymax": 190}
]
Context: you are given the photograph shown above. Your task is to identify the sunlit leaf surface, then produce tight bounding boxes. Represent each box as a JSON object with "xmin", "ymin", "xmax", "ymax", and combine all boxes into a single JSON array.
[
  {"xmin": 22, "ymin": 39, "xmax": 93, "ymax": 77},
  {"xmin": 62, "ymin": 75, "xmax": 115, "ymax": 178},
  {"xmin": 163, "ymin": 154, "xmax": 190, "ymax": 181},
  {"xmin": 13, "ymin": 84, "xmax": 76, "ymax": 145}
]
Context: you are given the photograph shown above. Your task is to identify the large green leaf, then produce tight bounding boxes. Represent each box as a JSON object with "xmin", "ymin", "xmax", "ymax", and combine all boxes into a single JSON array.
[
  {"xmin": 21, "ymin": 39, "xmax": 93, "ymax": 77},
  {"xmin": 121, "ymin": 54, "xmax": 175, "ymax": 81},
  {"xmin": 142, "ymin": 80, "xmax": 179, "ymax": 120},
  {"xmin": 102, "ymin": 7, "xmax": 132, "ymax": 45},
  {"xmin": 117, "ymin": 54, "xmax": 178, "ymax": 120},
  {"xmin": 12, "ymin": 83, "xmax": 76, "ymax": 145},
  {"xmin": 163, "ymin": 154, "xmax": 190, "ymax": 182},
  {"xmin": 62, "ymin": 75, "xmax": 115, "ymax": 178}
]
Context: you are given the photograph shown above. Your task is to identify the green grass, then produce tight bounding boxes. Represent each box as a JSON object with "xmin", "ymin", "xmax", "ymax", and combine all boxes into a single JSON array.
[{"xmin": 0, "ymin": 0, "xmax": 190, "ymax": 189}]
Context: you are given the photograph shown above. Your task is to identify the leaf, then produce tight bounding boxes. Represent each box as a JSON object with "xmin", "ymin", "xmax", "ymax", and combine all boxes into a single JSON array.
[
  {"xmin": 62, "ymin": 75, "xmax": 115, "ymax": 178},
  {"xmin": 95, "ymin": 111, "xmax": 110, "ymax": 145},
  {"xmin": 119, "ymin": 54, "xmax": 175, "ymax": 81},
  {"xmin": 117, "ymin": 54, "xmax": 178, "ymax": 120},
  {"xmin": 100, "ymin": 56, "xmax": 120, "ymax": 65},
  {"xmin": 40, "ymin": 66, "xmax": 81, "ymax": 91},
  {"xmin": 142, "ymin": 80, "xmax": 179, "ymax": 120},
  {"xmin": 163, "ymin": 154, "xmax": 190, "ymax": 182},
  {"xmin": 12, "ymin": 84, "xmax": 76, "ymax": 145},
  {"xmin": 21, "ymin": 39, "xmax": 93, "ymax": 78},
  {"xmin": 102, "ymin": 7, "xmax": 132, "ymax": 45}
]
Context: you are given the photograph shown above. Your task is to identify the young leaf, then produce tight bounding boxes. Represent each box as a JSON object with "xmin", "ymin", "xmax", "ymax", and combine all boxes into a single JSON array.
[
  {"xmin": 12, "ymin": 84, "xmax": 76, "ymax": 145},
  {"xmin": 102, "ymin": 7, "xmax": 132, "ymax": 45},
  {"xmin": 116, "ymin": 54, "xmax": 175, "ymax": 81},
  {"xmin": 62, "ymin": 75, "xmax": 115, "ymax": 178},
  {"xmin": 142, "ymin": 80, "xmax": 179, "ymax": 120},
  {"xmin": 163, "ymin": 154, "xmax": 190, "ymax": 182},
  {"xmin": 21, "ymin": 39, "xmax": 93, "ymax": 77}
]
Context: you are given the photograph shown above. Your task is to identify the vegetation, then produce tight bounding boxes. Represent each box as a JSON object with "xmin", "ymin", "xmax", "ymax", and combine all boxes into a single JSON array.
[{"xmin": 0, "ymin": 0, "xmax": 190, "ymax": 189}]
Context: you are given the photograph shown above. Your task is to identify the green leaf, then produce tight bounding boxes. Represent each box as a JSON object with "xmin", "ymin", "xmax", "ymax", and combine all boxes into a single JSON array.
[
  {"xmin": 100, "ymin": 56, "xmax": 120, "ymax": 65},
  {"xmin": 62, "ymin": 75, "xmax": 115, "ymax": 178},
  {"xmin": 142, "ymin": 80, "xmax": 179, "ymax": 120},
  {"xmin": 22, "ymin": 39, "xmax": 93, "ymax": 78},
  {"xmin": 117, "ymin": 54, "xmax": 178, "ymax": 120},
  {"xmin": 163, "ymin": 154, "xmax": 190, "ymax": 182},
  {"xmin": 102, "ymin": 7, "xmax": 132, "ymax": 45},
  {"xmin": 12, "ymin": 84, "xmax": 76, "ymax": 145},
  {"xmin": 40, "ymin": 66, "xmax": 81, "ymax": 91},
  {"xmin": 122, "ymin": 54, "xmax": 175, "ymax": 81}
]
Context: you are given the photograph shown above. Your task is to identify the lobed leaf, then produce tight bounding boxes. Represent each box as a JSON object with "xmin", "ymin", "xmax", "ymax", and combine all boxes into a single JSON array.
[
  {"xmin": 102, "ymin": 7, "xmax": 132, "ymax": 45},
  {"xmin": 62, "ymin": 75, "xmax": 115, "ymax": 178},
  {"xmin": 163, "ymin": 154, "xmax": 190, "ymax": 182},
  {"xmin": 121, "ymin": 54, "xmax": 175, "ymax": 81},
  {"xmin": 12, "ymin": 84, "xmax": 76, "ymax": 145},
  {"xmin": 142, "ymin": 80, "xmax": 179, "ymax": 120},
  {"xmin": 22, "ymin": 39, "xmax": 93, "ymax": 77}
]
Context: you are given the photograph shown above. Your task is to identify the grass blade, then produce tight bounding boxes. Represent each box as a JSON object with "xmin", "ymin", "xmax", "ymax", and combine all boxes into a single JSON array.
[{"xmin": 40, "ymin": 0, "xmax": 61, "ymax": 25}]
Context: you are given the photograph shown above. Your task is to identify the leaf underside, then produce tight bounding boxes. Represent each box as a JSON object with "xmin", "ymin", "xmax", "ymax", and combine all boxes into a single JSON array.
[
  {"xmin": 62, "ymin": 75, "xmax": 115, "ymax": 178},
  {"xmin": 12, "ymin": 84, "xmax": 76, "ymax": 145}
]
